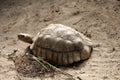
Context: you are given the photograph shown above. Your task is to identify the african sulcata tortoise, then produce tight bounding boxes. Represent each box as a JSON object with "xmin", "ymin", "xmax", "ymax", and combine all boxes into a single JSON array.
[{"xmin": 18, "ymin": 24, "xmax": 93, "ymax": 65}]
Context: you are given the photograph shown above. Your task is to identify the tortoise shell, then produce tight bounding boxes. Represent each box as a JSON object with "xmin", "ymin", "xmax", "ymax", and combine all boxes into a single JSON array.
[{"xmin": 18, "ymin": 24, "xmax": 93, "ymax": 65}]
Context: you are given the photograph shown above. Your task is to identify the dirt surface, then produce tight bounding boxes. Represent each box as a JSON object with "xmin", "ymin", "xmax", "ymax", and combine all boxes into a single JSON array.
[{"xmin": 0, "ymin": 0, "xmax": 120, "ymax": 80}]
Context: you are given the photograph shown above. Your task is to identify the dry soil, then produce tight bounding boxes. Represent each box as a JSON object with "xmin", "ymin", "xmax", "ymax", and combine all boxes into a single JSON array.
[{"xmin": 0, "ymin": 0, "xmax": 120, "ymax": 80}]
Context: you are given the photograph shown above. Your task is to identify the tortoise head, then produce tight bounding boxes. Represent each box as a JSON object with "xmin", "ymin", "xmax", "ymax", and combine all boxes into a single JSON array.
[{"xmin": 18, "ymin": 33, "xmax": 33, "ymax": 44}]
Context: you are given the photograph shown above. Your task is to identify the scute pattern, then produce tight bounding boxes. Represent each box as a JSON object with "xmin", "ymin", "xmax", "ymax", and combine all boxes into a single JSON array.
[
  {"xmin": 30, "ymin": 24, "xmax": 93, "ymax": 65},
  {"xmin": 35, "ymin": 24, "xmax": 84, "ymax": 52}
]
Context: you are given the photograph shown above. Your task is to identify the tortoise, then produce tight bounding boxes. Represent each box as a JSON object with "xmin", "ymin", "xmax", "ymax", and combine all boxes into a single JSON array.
[{"xmin": 18, "ymin": 24, "xmax": 93, "ymax": 65}]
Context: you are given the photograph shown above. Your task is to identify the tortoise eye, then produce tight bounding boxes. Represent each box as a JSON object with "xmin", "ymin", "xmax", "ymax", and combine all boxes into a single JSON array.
[
  {"xmin": 20, "ymin": 35, "xmax": 25, "ymax": 38},
  {"xmin": 18, "ymin": 35, "xmax": 25, "ymax": 38}
]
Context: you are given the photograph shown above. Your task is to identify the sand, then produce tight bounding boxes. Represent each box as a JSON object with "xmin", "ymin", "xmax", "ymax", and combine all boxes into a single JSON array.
[{"xmin": 0, "ymin": 0, "xmax": 120, "ymax": 80}]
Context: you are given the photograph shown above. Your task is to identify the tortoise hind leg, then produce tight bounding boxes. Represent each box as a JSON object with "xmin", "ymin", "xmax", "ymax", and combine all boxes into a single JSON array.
[{"xmin": 80, "ymin": 45, "xmax": 93, "ymax": 60}]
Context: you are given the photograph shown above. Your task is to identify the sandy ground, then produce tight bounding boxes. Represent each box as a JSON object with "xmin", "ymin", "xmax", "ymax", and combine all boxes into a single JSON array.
[{"xmin": 0, "ymin": 0, "xmax": 120, "ymax": 80}]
